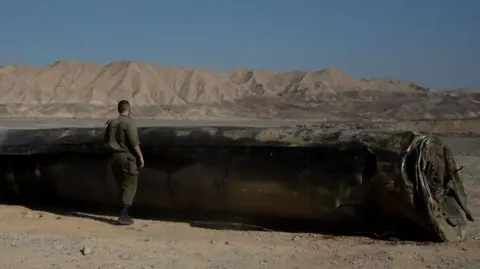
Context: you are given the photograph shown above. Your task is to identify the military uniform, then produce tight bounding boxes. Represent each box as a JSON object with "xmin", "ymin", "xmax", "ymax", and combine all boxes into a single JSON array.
[{"xmin": 104, "ymin": 115, "xmax": 140, "ymax": 222}]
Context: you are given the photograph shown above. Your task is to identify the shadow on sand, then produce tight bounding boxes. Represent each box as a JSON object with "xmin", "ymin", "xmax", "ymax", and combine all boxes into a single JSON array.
[{"xmin": 1, "ymin": 199, "xmax": 437, "ymax": 244}]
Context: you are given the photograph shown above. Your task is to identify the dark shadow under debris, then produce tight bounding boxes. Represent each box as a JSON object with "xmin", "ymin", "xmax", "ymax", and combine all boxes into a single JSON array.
[{"xmin": 2, "ymin": 198, "xmax": 439, "ymax": 244}]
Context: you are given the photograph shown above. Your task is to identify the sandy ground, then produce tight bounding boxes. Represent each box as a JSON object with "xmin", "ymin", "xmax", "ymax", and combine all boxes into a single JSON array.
[
  {"xmin": 3, "ymin": 118, "xmax": 480, "ymax": 135},
  {"xmin": 0, "ymin": 134, "xmax": 478, "ymax": 269}
]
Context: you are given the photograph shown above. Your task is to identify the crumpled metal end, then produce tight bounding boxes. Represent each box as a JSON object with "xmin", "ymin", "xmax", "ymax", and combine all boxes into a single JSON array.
[{"xmin": 406, "ymin": 135, "xmax": 474, "ymax": 242}]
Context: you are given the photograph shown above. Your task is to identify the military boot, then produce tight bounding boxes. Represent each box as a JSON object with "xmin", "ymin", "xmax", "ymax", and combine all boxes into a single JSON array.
[{"xmin": 117, "ymin": 205, "xmax": 134, "ymax": 225}]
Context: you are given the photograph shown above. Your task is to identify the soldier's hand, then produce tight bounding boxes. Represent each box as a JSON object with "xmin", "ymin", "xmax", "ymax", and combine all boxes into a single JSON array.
[{"xmin": 138, "ymin": 158, "xmax": 145, "ymax": 169}]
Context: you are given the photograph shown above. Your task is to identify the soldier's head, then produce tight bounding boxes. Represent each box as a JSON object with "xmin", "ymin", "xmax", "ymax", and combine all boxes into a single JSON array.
[{"xmin": 117, "ymin": 100, "xmax": 131, "ymax": 116}]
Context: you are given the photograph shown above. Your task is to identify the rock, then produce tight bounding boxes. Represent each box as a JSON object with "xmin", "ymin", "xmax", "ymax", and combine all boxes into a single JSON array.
[
  {"xmin": 80, "ymin": 246, "xmax": 91, "ymax": 255},
  {"xmin": 21, "ymin": 211, "xmax": 33, "ymax": 218}
]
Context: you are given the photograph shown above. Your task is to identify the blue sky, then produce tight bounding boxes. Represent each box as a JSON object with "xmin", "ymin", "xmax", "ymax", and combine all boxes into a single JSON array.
[{"xmin": 0, "ymin": 0, "xmax": 478, "ymax": 89}]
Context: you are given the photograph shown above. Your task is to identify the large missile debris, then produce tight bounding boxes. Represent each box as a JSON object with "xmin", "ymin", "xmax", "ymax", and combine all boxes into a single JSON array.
[{"xmin": 0, "ymin": 126, "xmax": 474, "ymax": 242}]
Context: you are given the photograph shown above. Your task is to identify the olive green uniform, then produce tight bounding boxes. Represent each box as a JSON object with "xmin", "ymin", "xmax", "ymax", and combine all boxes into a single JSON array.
[{"xmin": 104, "ymin": 115, "xmax": 140, "ymax": 206}]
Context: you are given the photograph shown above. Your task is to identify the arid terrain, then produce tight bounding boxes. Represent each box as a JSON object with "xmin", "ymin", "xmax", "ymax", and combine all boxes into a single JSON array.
[
  {"xmin": 0, "ymin": 61, "xmax": 480, "ymax": 268},
  {"xmin": 0, "ymin": 61, "xmax": 479, "ymax": 121}
]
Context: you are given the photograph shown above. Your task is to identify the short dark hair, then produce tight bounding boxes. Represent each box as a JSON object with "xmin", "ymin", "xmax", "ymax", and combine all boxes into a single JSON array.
[{"xmin": 117, "ymin": 100, "xmax": 130, "ymax": 113}]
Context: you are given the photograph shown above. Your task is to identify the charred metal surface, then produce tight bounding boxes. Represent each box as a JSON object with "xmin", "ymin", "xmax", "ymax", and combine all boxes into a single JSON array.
[{"xmin": 0, "ymin": 126, "xmax": 474, "ymax": 242}]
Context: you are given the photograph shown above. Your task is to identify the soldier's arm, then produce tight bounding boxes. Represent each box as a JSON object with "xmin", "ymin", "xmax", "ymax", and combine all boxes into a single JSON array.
[
  {"xmin": 126, "ymin": 122, "xmax": 144, "ymax": 163},
  {"xmin": 103, "ymin": 120, "xmax": 111, "ymax": 144}
]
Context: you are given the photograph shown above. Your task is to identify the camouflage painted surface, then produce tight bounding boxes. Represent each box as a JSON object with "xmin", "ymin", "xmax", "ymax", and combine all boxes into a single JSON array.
[{"xmin": 0, "ymin": 126, "xmax": 474, "ymax": 242}]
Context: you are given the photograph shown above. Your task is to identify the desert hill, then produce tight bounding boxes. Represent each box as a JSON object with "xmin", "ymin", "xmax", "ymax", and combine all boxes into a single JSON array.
[{"xmin": 0, "ymin": 61, "xmax": 478, "ymax": 121}]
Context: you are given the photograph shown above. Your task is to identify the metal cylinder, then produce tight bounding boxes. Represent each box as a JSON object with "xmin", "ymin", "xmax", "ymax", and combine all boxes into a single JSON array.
[{"xmin": 0, "ymin": 126, "xmax": 474, "ymax": 242}]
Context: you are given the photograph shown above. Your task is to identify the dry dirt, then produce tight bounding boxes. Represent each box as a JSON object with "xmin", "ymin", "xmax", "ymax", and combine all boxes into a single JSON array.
[
  {"xmin": 0, "ymin": 132, "xmax": 478, "ymax": 269},
  {"xmin": 0, "ymin": 61, "xmax": 479, "ymax": 121}
]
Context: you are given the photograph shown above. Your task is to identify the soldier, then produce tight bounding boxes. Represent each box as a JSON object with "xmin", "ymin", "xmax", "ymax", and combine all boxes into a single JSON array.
[{"xmin": 104, "ymin": 100, "xmax": 144, "ymax": 225}]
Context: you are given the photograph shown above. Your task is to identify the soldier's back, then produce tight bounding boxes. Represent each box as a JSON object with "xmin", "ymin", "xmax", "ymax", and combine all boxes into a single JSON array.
[{"xmin": 105, "ymin": 115, "xmax": 136, "ymax": 154}]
